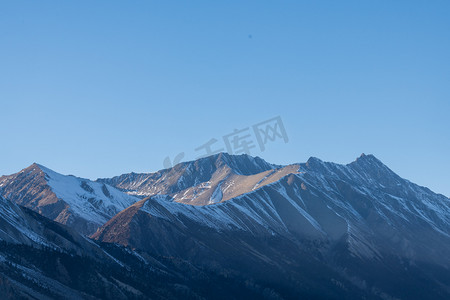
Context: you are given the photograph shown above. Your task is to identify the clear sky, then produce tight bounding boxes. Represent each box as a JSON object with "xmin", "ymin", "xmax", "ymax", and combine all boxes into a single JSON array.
[{"xmin": 1, "ymin": 1, "xmax": 449, "ymax": 196}]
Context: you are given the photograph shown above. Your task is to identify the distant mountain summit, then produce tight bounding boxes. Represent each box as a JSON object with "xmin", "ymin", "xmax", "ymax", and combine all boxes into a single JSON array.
[{"xmin": 98, "ymin": 153, "xmax": 280, "ymax": 205}]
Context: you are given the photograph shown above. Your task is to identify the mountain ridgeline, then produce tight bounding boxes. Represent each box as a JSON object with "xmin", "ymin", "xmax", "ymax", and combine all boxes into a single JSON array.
[{"xmin": 1, "ymin": 153, "xmax": 449, "ymax": 299}]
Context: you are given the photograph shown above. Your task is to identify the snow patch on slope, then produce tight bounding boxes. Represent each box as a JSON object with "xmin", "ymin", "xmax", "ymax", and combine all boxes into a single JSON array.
[
  {"xmin": 209, "ymin": 183, "xmax": 223, "ymax": 204},
  {"xmin": 37, "ymin": 165, "xmax": 139, "ymax": 225}
]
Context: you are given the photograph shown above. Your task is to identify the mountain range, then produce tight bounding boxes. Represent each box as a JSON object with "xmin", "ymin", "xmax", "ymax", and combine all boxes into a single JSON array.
[{"xmin": 0, "ymin": 153, "xmax": 449, "ymax": 299}]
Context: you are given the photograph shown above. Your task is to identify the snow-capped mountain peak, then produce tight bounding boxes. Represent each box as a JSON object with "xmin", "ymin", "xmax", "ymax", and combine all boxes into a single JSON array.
[{"xmin": 0, "ymin": 163, "xmax": 139, "ymax": 235}]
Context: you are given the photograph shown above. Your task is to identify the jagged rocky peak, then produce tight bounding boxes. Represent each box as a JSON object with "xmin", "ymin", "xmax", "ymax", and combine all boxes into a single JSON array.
[
  {"xmin": 207, "ymin": 152, "xmax": 275, "ymax": 175},
  {"xmin": 347, "ymin": 153, "xmax": 401, "ymax": 182},
  {"xmin": 302, "ymin": 156, "xmax": 335, "ymax": 174},
  {"xmin": 0, "ymin": 163, "xmax": 53, "ymax": 203},
  {"xmin": 165, "ymin": 153, "xmax": 276, "ymax": 197},
  {"xmin": 303, "ymin": 153, "xmax": 387, "ymax": 172},
  {"xmin": 10, "ymin": 162, "xmax": 44, "ymax": 178},
  {"xmin": 26, "ymin": 162, "xmax": 43, "ymax": 170},
  {"xmin": 305, "ymin": 156, "xmax": 324, "ymax": 166},
  {"xmin": 172, "ymin": 152, "xmax": 275, "ymax": 176},
  {"xmin": 351, "ymin": 153, "xmax": 385, "ymax": 166},
  {"xmin": 11, "ymin": 162, "xmax": 69, "ymax": 182}
]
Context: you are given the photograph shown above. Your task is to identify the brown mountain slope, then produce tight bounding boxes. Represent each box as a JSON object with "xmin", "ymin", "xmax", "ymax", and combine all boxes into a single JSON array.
[{"xmin": 99, "ymin": 153, "xmax": 300, "ymax": 205}]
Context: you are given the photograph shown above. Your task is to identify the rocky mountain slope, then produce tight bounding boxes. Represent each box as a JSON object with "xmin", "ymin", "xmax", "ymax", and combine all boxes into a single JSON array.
[
  {"xmin": 98, "ymin": 153, "xmax": 283, "ymax": 205},
  {"xmin": 0, "ymin": 164, "xmax": 139, "ymax": 235}
]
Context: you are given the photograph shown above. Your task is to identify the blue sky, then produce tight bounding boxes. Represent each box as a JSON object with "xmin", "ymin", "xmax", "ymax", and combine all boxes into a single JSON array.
[{"xmin": 1, "ymin": 1, "xmax": 449, "ymax": 196}]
